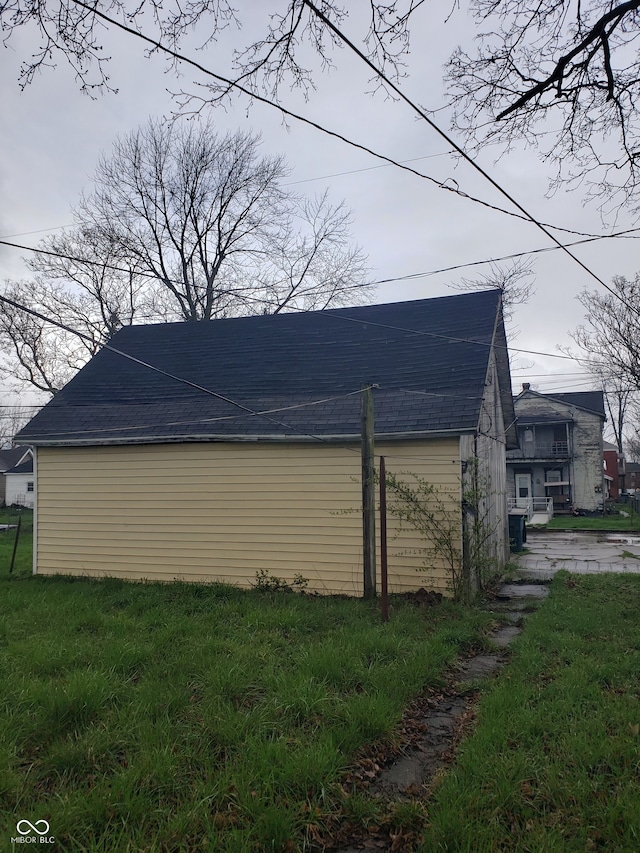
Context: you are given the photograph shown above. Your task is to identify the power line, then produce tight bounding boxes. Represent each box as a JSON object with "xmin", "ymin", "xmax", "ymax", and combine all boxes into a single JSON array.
[
  {"xmin": 0, "ymin": 291, "xmax": 608, "ymax": 460},
  {"xmin": 12, "ymin": 384, "xmax": 493, "ymax": 440},
  {"xmin": 374, "ymin": 228, "xmax": 640, "ymax": 284},
  {"xmin": 15, "ymin": 388, "xmax": 372, "ymax": 440},
  {"xmin": 0, "ymin": 224, "xmax": 73, "ymax": 241},
  {"xmin": 66, "ymin": 0, "xmax": 622, "ymax": 241},
  {"xmin": 300, "ymin": 0, "xmax": 640, "ymax": 320},
  {"xmin": 314, "ymin": 307, "xmax": 583, "ymax": 363},
  {"xmin": 0, "ymin": 153, "xmax": 455, "ymax": 242},
  {"xmin": 282, "ymin": 150, "xmax": 457, "ymax": 186},
  {"xmin": 6, "ymin": 154, "xmax": 626, "ymax": 243},
  {"xmin": 0, "ymin": 291, "xmax": 356, "ymax": 445},
  {"xmin": 8, "ymin": 0, "xmax": 637, "ymax": 332},
  {"xmin": 3, "ymin": 224, "xmax": 640, "ymax": 310},
  {"xmin": 0, "ymin": 241, "xmax": 587, "ymax": 363}
]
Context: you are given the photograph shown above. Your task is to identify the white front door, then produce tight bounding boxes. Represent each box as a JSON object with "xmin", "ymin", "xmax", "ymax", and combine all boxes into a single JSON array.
[{"xmin": 516, "ymin": 473, "xmax": 532, "ymax": 508}]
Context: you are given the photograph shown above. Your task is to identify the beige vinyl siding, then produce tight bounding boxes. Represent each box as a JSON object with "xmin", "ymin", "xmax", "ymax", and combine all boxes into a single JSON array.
[{"xmin": 35, "ymin": 438, "xmax": 461, "ymax": 595}]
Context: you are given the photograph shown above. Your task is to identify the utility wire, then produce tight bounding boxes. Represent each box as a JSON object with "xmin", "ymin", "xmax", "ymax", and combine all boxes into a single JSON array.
[
  {"xmin": 16, "ymin": 388, "xmax": 372, "ymax": 439},
  {"xmin": 3, "ymin": 225, "xmax": 640, "ymax": 310},
  {"xmin": 282, "ymin": 150, "xmax": 457, "ymax": 185},
  {"xmin": 0, "ymin": 293, "xmax": 600, "ymax": 462},
  {"xmin": 4, "ymin": 0, "xmax": 636, "ymax": 352},
  {"xmin": 0, "ymin": 291, "xmax": 355, "ymax": 444},
  {"xmin": 301, "ymin": 0, "xmax": 640, "ymax": 319},
  {"xmin": 66, "ymin": 0, "xmax": 622, "ymax": 240},
  {"xmin": 0, "ymin": 243, "xmax": 587, "ymax": 364}
]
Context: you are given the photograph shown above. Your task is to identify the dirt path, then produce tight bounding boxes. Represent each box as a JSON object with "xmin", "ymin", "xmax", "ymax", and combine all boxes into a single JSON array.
[{"xmin": 324, "ymin": 582, "xmax": 549, "ymax": 853}]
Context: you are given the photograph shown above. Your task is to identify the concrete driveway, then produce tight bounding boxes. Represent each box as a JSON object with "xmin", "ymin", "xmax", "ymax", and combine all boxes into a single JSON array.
[{"xmin": 515, "ymin": 529, "xmax": 640, "ymax": 580}]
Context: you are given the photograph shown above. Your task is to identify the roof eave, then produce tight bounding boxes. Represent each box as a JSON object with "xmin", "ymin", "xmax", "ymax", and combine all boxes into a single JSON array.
[{"xmin": 18, "ymin": 426, "xmax": 479, "ymax": 448}]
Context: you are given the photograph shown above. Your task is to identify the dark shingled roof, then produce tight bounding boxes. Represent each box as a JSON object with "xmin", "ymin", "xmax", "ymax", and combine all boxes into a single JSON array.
[
  {"xmin": 5, "ymin": 458, "xmax": 33, "ymax": 475},
  {"xmin": 546, "ymin": 391, "xmax": 606, "ymax": 418},
  {"xmin": 17, "ymin": 290, "xmax": 514, "ymax": 446},
  {"xmin": 0, "ymin": 448, "xmax": 30, "ymax": 472},
  {"xmin": 515, "ymin": 390, "xmax": 606, "ymax": 419}
]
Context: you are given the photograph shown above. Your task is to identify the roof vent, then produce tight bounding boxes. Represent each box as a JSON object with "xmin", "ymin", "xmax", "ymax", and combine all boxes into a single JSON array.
[{"xmin": 522, "ymin": 382, "xmax": 531, "ymax": 391}]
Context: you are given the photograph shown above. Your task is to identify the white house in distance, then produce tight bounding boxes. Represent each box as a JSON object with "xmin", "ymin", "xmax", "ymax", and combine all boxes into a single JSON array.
[
  {"xmin": 5, "ymin": 454, "xmax": 35, "ymax": 508},
  {"xmin": 16, "ymin": 290, "xmax": 517, "ymax": 596},
  {"xmin": 0, "ymin": 447, "xmax": 34, "ymax": 507}
]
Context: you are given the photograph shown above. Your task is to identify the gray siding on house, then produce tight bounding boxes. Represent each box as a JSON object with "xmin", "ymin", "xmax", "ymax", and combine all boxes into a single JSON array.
[
  {"xmin": 508, "ymin": 392, "xmax": 604, "ymax": 512},
  {"xmin": 461, "ymin": 350, "xmax": 509, "ymax": 585}
]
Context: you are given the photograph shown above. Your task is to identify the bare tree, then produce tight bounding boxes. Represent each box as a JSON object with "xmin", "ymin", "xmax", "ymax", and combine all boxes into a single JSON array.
[
  {"xmin": 569, "ymin": 275, "xmax": 640, "ymax": 453},
  {"xmin": 572, "ymin": 275, "xmax": 640, "ymax": 389},
  {"xmin": 1, "ymin": 275, "xmax": 114, "ymax": 395},
  {"xmin": 444, "ymin": 0, "xmax": 640, "ymax": 213},
  {"xmin": 0, "ymin": 226, "xmax": 149, "ymax": 393},
  {"xmin": 0, "ymin": 119, "xmax": 370, "ymax": 395},
  {"xmin": 79, "ymin": 120, "xmax": 369, "ymax": 321},
  {"xmin": 0, "ymin": 405, "xmax": 39, "ymax": 448},
  {"xmin": 5, "ymin": 1, "xmax": 640, "ymax": 209},
  {"xmin": 449, "ymin": 258, "xmax": 535, "ymax": 328},
  {"xmin": 0, "ymin": 2, "xmax": 416, "ymax": 97},
  {"xmin": 605, "ymin": 387, "xmax": 635, "ymax": 454}
]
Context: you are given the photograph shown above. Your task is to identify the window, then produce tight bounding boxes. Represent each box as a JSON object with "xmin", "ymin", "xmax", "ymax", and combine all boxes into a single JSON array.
[
  {"xmin": 27, "ymin": 481, "xmax": 34, "ymax": 492},
  {"xmin": 545, "ymin": 469, "xmax": 568, "ymax": 499}
]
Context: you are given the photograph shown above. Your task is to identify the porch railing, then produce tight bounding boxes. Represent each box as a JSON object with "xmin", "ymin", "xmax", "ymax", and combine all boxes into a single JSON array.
[
  {"xmin": 507, "ymin": 497, "xmax": 554, "ymax": 522},
  {"xmin": 514, "ymin": 441, "xmax": 569, "ymax": 459}
]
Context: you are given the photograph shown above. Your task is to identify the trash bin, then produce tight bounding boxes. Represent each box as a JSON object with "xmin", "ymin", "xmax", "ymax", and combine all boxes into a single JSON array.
[{"xmin": 508, "ymin": 513, "xmax": 526, "ymax": 552}]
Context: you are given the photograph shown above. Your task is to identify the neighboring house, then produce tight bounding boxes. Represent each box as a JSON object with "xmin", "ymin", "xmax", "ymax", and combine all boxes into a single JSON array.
[
  {"xmin": 603, "ymin": 440, "xmax": 625, "ymax": 501},
  {"xmin": 16, "ymin": 290, "xmax": 517, "ymax": 596},
  {"xmin": 0, "ymin": 447, "xmax": 33, "ymax": 506},
  {"xmin": 507, "ymin": 386, "xmax": 606, "ymax": 515},
  {"xmin": 4, "ymin": 455, "xmax": 35, "ymax": 508},
  {"xmin": 624, "ymin": 461, "xmax": 640, "ymax": 493}
]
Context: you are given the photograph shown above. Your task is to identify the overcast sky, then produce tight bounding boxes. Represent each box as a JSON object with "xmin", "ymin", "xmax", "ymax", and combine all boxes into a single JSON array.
[{"xmin": 1, "ymin": 0, "xmax": 638, "ymax": 408}]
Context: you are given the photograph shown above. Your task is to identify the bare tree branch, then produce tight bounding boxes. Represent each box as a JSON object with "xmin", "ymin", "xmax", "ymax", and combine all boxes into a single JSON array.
[
  {"xmin": 446, "ymin": 0, "xmax": 640, "ymax": 213},
  {"xmin": 0, "ymin": 118, "xmax": 371, "ymax": 395}
]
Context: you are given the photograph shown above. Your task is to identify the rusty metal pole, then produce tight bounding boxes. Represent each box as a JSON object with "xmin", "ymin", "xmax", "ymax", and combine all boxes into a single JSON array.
[
  {"xmin": 379, "ymin": 455, "xmax": 388, "ymax": 622},
  {"xmin": 9, "ymin": 515, "xmax": 22, "ymax": 574}
]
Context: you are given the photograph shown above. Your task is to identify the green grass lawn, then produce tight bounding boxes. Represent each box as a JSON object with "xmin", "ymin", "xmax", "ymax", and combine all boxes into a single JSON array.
[
  {"xmin": 4, "ymin": 515, "xmax": 639, "ymax": 851},
  {"xmin": 0, "ymin": 508, "xmax": 32, "ymax": 577},
  {"xmin": 546, "ymin": 505, "xmax": 640, "ymax": 531},
  {"xmin": 0, "ymin": 552, "xmax": 493, "ymax": 852},
  {"xmin": 421, "ymin": 572, "xmax": 640, "ymax": 852}
]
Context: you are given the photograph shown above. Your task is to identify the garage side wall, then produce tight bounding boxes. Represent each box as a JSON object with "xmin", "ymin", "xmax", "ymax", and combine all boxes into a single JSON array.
[{"xmin": 35, "ymin": 439, "xmax": 461, "ymax": 595}]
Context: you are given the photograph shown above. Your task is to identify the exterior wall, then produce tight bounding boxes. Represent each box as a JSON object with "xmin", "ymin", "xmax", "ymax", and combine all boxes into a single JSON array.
[
  {"xmin": 5, "ymin": 472, "xmax": 35, "ymax": 507},
  {"xmin": 34, "ymin": 438, "xmax": 462, "ymax": 596},
  {"xmin": 624, "ymin": 463, "xmax": 640, "ymax": 492},
  {"xmin": 603, "ymin": 449, "xmax": 618, "ymax": 500},
  {"xmin": 508, "ymin": 394, "xmax": 604, "ymax": 512},
  {"xmin": 603, "ymin": 447, "xmax": 624, "ymax": 499},
  {"xmin": 460, "ymin": 349, "xmax": 509, "ymax": 581}
]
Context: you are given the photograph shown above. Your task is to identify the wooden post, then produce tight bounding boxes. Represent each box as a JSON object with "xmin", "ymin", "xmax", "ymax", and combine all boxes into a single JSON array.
[
  {"xmin": 361, "ymin": 386, "xmax": 376, "ymax": 599},
  {"xmin": 379, "ymin": 455, "xmax": 388, "ymax": 622},
  {"xmin": 9, "ymin": 515, "xmax": 22, "ymax": 574}
]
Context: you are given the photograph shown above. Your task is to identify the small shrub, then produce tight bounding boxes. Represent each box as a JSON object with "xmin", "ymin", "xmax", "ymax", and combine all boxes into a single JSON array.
[{"xmin": 252, "ymin": 570, "xmax": 308, "ymax": 593}]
